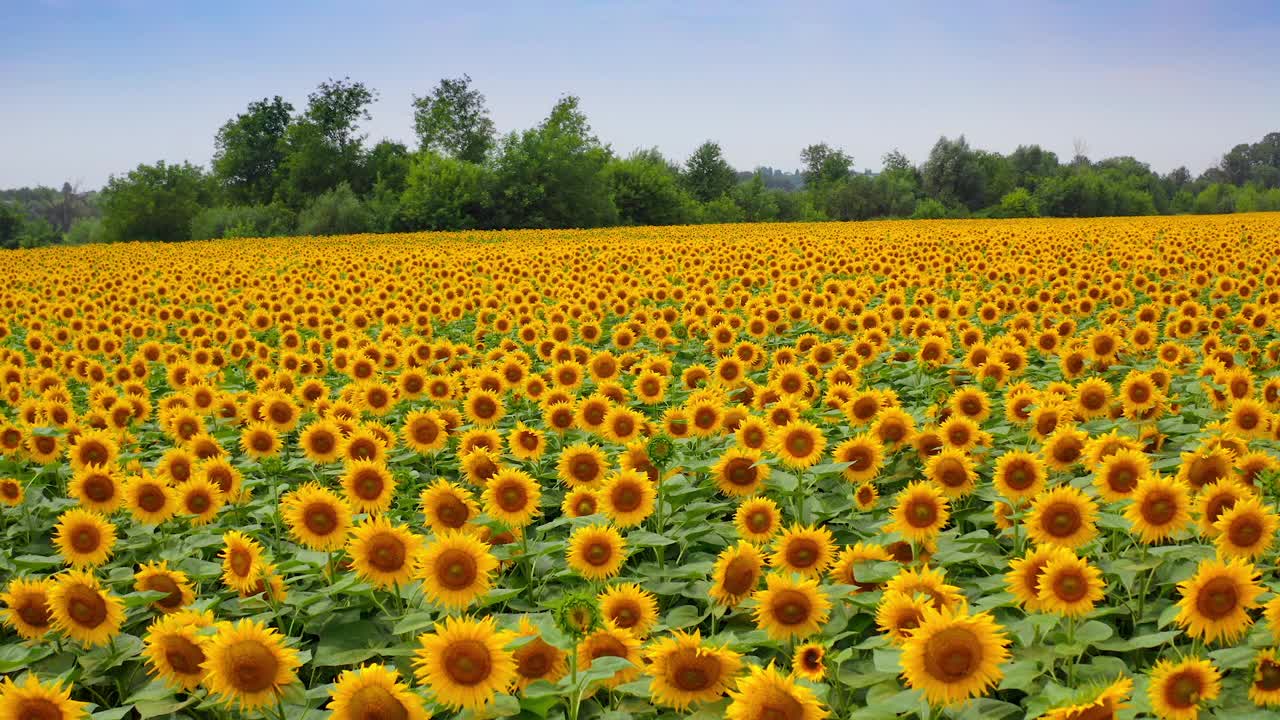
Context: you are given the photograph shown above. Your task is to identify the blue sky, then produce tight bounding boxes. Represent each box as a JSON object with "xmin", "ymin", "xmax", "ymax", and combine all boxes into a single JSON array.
[{"xmin": 3, "ymin": 0, "xmax": 1278, "ymax": 188}]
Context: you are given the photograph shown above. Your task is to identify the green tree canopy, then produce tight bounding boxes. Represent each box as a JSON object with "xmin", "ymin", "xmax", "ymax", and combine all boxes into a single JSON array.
[
  {"xmin": 100, "ymin": 161, "xmax": 212, "ymax": 243},
  {"xmin": 412, "ymin": 75, "xmax": 497, "ymax": 164},
  {"xmin": 212, "ymin": 96, "xmax": 294, "ymax": 205},
  {"xmin": 681, "ymin": 141, "xmax": 736, "ymax": 203}
]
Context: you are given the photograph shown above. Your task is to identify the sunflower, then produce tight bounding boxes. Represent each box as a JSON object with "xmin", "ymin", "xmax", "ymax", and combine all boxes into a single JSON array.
[
  {"xmin": 735, "ymin": 496, "xmax": 783, "ymax": 543},
  {"xmin": 133, "ymin": 561, "xmax": 195, "ymax": 613},
  {"xmin": 123, "ymin": 473, "xmax": 177, "ymax": 524},
  {"xmin": 1042, "ymin": 427, "xmax": 1088, "ymax": 472},
  {"xmin": 413, "ymin": 615, "xmax": 517, "ymax": 711},
  {"xmin": 511, "ymin": 617, "xmax": 567, "ymax": 690},
  {"xmin": 464, "ymin": 387, "xmax": 505, "ymax": 427},
  {"xmin": 1, "ymin": 577, "xmax": 54, "ymax": 639},
  {"xmin": 281, "ymin": 483, "xmax": 352, "ymax": 551},
  {"xmin": 770, "ymin": 420, "xmax": 827, "ymax": 469},
  {"xmin": 1038, "ymin": 677, "xmax": 1132, "ymax": 720},
  {"xmin": 830, "ymin": 542, "xmax": 894, "ymax": 591},
  {"xmin": 52, "ymin": 508, "xmax": 116, "ymax": 568},
  {"xmin": 1072, "ymin": 378, "xmax": 1114, "ymax": 420},
  {"xmin": 710, "ymin": 541, "xmax": 765, "ymax": 607},
  {"xmin": 1125, "ymin": 474, "xmax": 1192, "ymax": 544},
  {"xmin": 602, "ymin": 406, "xmax": 644, "ymax": 444},
  {"xmin": 925, "ymin": 448, "xmax": 977, "ymax": 498},
  {"xmin": 769, "ymin": 524, "xmax": 836, "ymax": 578},
  {"xmin": 402, "ymin": 410, "xmax": 448, "ymax": 454},
  {"xmin": 0, "ymin": 674, "xmax": 85, "ymax": 720},
  {"xmin": 832, "ymin": 433, "xmax": 885, "ymax": 484},
  {"xmin": 348, "ymin": 516, "xmax": 423, "ymax": 589},
  {"xmin": 1005, "ymin": 545, "xmax": 1068, "ymax": 612},
  {"xmin": 736, "ymin": 415, "xmax": 771, "ymax": 450},
  {"xmin": 221, "ymin": 530, "xmax": 265, "ymax": 593},
  {"xmin": 298, "ymin": 419, "xmax": 343, "ymax": 464},
  {"xmin": 992, "ymin": 450, "xmax": 1046, "ymax": 503},
  {"xmin": 482, "ymin": 467, "xmax": 542, "ymax": 528},
  {"xmin": 327, "ymin": 664, "xmax": 430, "ymax": 720},
  {"xmin": 725, "ymin": 662, "xmax": 827, "ymax": 720},
  {"xmin": 68, "ymin": 428, "xmax": 118, "ymax": 472},
  {"xmin": 885, "ymin": 565, "xmax": 965, "ymax": 613},
  {"xmin": 578, "ymin": 623, "xmax": 643, "ymax": 688},
  {"xmin": 198, "ymin": 457, "xmax": 244, "ymax": 502},
  {"xmin": 712, "ymin": 446, "xmax": 771, "ymax": 497},
  {"xmin": 1212, "ymin": 497, "xmax": 1277, "ymax": 559},
  {"xmin": 341, "ymin": 426, "xmax": 387, "ymax": 465},
  {"xmin": 418, "ymin": 531, "xmax": 499, "ymax": 610},
  {"xmin": 1147, "ymin": 657, "xmax": 1221, "ymax": 720},
  {"xmin": 0, "ymin": 476, "xmax": 23, "ymax": 506},
  {"xmin": 557, "ymin": 443, "xmax": 608, "ymax": 488},
  {"xmin": 647, "ymin": 630, "xmax": 742, "ymax": 710},
  {"xmin": 1026, "ymin": 484, "xmax": 1098, "ymax": 549},
  {"xmin": 1174, "ymin": 556, "xmax": 1262, "ymax": 644},
  {"xmin": 561, "ymin": 487, "xmax": 601, "ymax": 518},
  {"xmin": 567, "ymin": 524, "xmax": 627, "ymax": 580},
  {"xmin": 900, "ymin": 605, "xmax": 1010, "ymax": 706},
  {"xmin": 420, "ymin": 479, "xmax": 480, "ymax": 533},
  {"xmin": 507, "ymin": 422, "xmax": 547, "ymax": 461},
  {"xmin": 1036, "ymin": 551, "xmax": 1105, "ymax": 617},
  {"xmin": 1092, "ymin": 448, "xmax": 1150, "ymax": 502},
  {"xmin": 784, "ymin": 642, "xmax": 826, "ymax": 683},
  {"xmin": 853, "ymin": 481, "xmax": 880, "ymax": 510},
  {"xmin": 1250, "ymin": 649, "xmax": 1280, "ymax": 708},
  {"xmin": 1176, "ymin": 447, "xmax": 1235, "ymax": 491},
  {"xmin": 752, "ymin": 572, "xmax": 831, "ymax": 641},
  {"xmin": 47, "ymin": 569, "xmax": 125, "ymax": 646},
  {"xmin": 888, "ymin": 481, "xmax": 950, "ymax": 544},
  {"xmin": 176, "ymin": 477, "xmax": 225, "ymax": 525},
  {"xmin": 202, "ymin": 618, "xmax": 302, "ymax": 710},
  {"xmin": 598, "ymin": 468, "xmax": 655, "ymax": 527},
  {"xmin": 1196, "ymin": 477, "xmax": 1252, "ymax": 535},
  {"xmin": 240, "ymin": 422, "xmax": 281, "ymax": 460},
  {"xmin": 68, "ymin": 464, "xmax": 122, "ymax": 513},
  {"xmin": 341, "ymin": 459, "xmax": 397, "ymax": 514},
  {"xmin": 599, "ymin": 582, "xmax": 659, "ymax": 636},
  {"xmin": 142, "ymin": 609, "xmax": 214, "ymax": 689},
  {"xmin": 876, "ymin": 591, "xmax": 933, "ymax": 645}
]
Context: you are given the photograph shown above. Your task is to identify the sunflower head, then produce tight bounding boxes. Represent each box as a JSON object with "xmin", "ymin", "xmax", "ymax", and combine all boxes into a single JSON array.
[{"xmin": 900, "ymin": 605, "xmax": 1011, "ymax": 707}]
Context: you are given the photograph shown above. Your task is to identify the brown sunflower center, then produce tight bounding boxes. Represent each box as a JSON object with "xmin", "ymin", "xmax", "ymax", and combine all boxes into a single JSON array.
[
  {"xmin": 143, "ymin": 574, "xmax": 184, "ymax": 608},
  {"xmin": 355, "ymin": 470, "xmax": 385, "ymax": 500},
  {"xmin": 1052, "ymin": 437, "xmax": 1083, "ymax": 464},
  {"xmin": 517, "ymin": 642, "xmax": 553, "ymax": 678},
  {"xmin": 610, "ymin": 603, "xmax": 640, "ymax": 629},
  {"xmin": 1053, "ymin": 572, "xmax": 1087, "ymax": 602},
  {"xmin": 673, "ymin": 652, "xmax": 721, "ymax": 691},
  {"xmin": 784, "ymin": 539, "xmax": 821, "ymax": 569},
  {"xmin": 1227, "ymin": 516, "xmax": 1263, "ymax": 548},
  {"xmin": 574, "ymin": 496, "xmax": 598, "ymax": 516},
  {"xmin": 935, "ymin": 459, "xmax": 967, "ymax": 489},
  {"xmin": 17, "ymin": 598, "xmax": 51, "ymax": 628},
  {"xmin": 229, "ymin": 548, "xmax": 253, "ymax": 578},
  {"xmin": 70, "ymin": 525, "xmax": 100, "ymax": 553},
  {"xmin": 1257, "ymin": 661, "xmax": 1280, "ymax": 692},
  {"xmin": 497, "ymin": 482, "xmax": 528, "ymax": 512},
  {"xmin": 186, "ymin": 491, "xmax": 211, "ymax": 514},
  {"xmin": 435, "ymin": 495, "xmax": 470, "ymax": 528},
  {"xmin": 13, "ymin": 698, "xmax": 65, "ymax": 720},
  {"xmin": 304, "ymin": 503, "xmax": 338, "ymax": 535},
  {"xmin": 84, "ymin": 475, "xmax": 115, "ymax": 502},
  {"xmin": 225, "ymin": 639, "xmax": 281, "ymax": 693},
  {"xmin": 1165, "ymin": 672, "xmax": 1202, "ymax": 709},
  {"xmin": 347, "ymin": 685, "xmax": 409, "ymax": 720},
  {"xmin": 1005, "ymin": 462, "xmax": 1036, "ymax": 491},
  {"xmin": 1044, "ymin": 502, "xmax": 1082, "ymax": 537},
  {"xmin": 725, "ymin": 457, "xmax": 757, "ymax": 487},
  {"xmin": 65, "ymin": 584, "xmax": 107, "ymax": 627},
  {"xmin": 308, "ymin": 431, "xmax": 335, "ymax": 454},
  {"xmin": 585, "ymin": 541, "xmax": 613, "ymax": 566},
  {"xmin": 1107, "ymin": 466, "xmax": 1138, "ymax": 494},
  {"xmin": 721, "ymin": 556, "xmax": 759, "ymax": 596},
  {"xmin": 907, "ymin": 499, "xmax": 939, "ymax": 528},
  {"xmin": 164, "ymin": 635, "xmax": 206, "ymax": 674},
  {"xmin": 137, "ymin": 484, "xmax": 166, "ymax": 512},
  {"xmin": 785, "ymin": 431, "xmax": 814, "ymax": 457},
  {"xmin": 922, "ymin": 627, "xmax": 980, "ymax": 681},
  {"xmin": 588, "ymin": 634, "xmax": 629, "ymax": 661},
  {"xmin": 771, "ymin": 589, "xmax": 812, "ymax": 625},
  {"xmin": 436, "ymin": 549, "xmax": 479, "ymax": 590},
  {"xmin": 1141, "ymin": 492, "xmax": 1176, "ymax": 525},
  {"xmin": 368, "ymin": 534, "xmax": 407, "ymax": 572},
  {"xmin": 1195, "ymin": 576, "xmax": 1240, "ymax": 620},
  {"xmin": 746, "ymin": 510, "xmax": 773, "ymax": 534},
  {"xmin": 1205, "ymin": 494, "xmax": 1236, "ymax": 524},
  {"xmin": 572, "ymin": 458, "xmax": 599, "ymax": 483}
]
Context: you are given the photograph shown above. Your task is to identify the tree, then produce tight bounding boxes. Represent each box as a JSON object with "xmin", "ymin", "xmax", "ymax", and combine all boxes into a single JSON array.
[
  {"xmin": 279, "ymin": 78, "xmax": 377, "ymax": 205},
  {"xmin": 297, "ymin": 183, "xmax": 370, "ymax": 235},
  {"xmin": 492, "ymin": 96, "xmax": 617, "ymax": 229},
  {"xmin": 733, "ymin": 172, "xmax": 778, "ymax": 222},
  {"xmin": 398, "ymin": 152, "xmax": 494, "ymax": 230},
  {"xmin": 921, "ymin": 136, "xmax": 986, "ymax": 210},
  {"xmin": 1008, "ymin": 145, "xmax": 1059, "ymax": 190},
  {"xmin": 882, "ymin": 149, "xmax": 913, "ymax": 174},
  {"xmin": 681, "ymin": 141, "xmax": 736, "ymax": 203},
  {"xmin": 995, "ymin": 188, "xmax": 1039, "ymax": 218},
  {"xmin": 412, "ymin": 75, "xmax": 496, "ymax": 164},
  {"xmin": 212, "ymin": 96, "xmax": 294, "ymax": 205},
  {"xmin": 100, "ymin": 161, "xmax": 212, "ymax": 242},
  {"xmin": 800, "ymin": 143, "xmax": 852, "ymax": 187},
  {"xmin": 0, "ymin": 203, "xmax": 22, "ymax": 249},
  {"xmin": 603, "ymin": 150, "xmax": 695, "ymax": 226}
]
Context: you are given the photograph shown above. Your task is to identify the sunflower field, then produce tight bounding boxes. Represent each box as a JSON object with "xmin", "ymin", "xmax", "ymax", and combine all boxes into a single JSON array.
[{"xmin": 3, "ymin": 215, "xmax": 1280, "ymax": 719}]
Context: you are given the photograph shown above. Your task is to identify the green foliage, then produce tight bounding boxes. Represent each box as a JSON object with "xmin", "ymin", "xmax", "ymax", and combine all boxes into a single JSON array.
[
  {"xmin": 922, "ymin": 135, "xmax": 987, "ymax": 210},
  {"xmin": 1193, "ymin": 183, "xmax": 1236, "ymax": 214},
  {"xmin": 911, "ymin": 197, "xmax": 948, "ymax": 219},
  {"xmin": 492, "ymin": 96, "xmax": 617, "ymax": 229},
  {"xmin": 801, "ymin": 143, "xmax": 853, "ymax": 187},
  {"xmin": 189, "ymin": 204, "xmax": 297, "ymax": 240},
  {"xmin": 411, "ymin": 74, "xmax": 496, "ymax": 164},
  {"xmin": 64, "ymin": 218, "xmax": 105, "ymax": 245},
  {"xmin": 100, "ymin": 161, "xmax": 212, "ymax": 243},
  {"xmin": 278, "ymin": 78, "xmax": 377, "ymax": 206},
  {"xmin": 398, "ymin": 152, "xmax": 493, "ymax": 231},
  {"xmin": 733, "ymin": 172, "xmax": 779, "ymax": 222},
  {"xmin": 698, "ymin": 195, "xmax": 743, "ymax": 223},
  {"xmin": 604, "ymin": 150, "xmax": 695, "ymax": 226},
  {"xmin": 212, "ymin": 96, "xmax": 293, "ymax": 205},
  {"xmin": 0, "ymin": 202, "xmax": 21, "ymax": 249},
  {"xmin": 681, "ymin": 141, "xmax": 737, "ymax": 203},
  {"xmin": 296, "ymin": 183, "xmax": 370, "ymax": 236},
  {"xmin": 995, "ymin": 187, "xmax": 1040, "ymax": 218}
]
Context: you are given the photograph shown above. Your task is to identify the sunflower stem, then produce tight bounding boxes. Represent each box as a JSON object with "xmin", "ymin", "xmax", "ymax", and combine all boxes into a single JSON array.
[
  {"xmin": 568, "ymin": 643, "xmax": 582, "ymax": 720},
  {"xmin": 653, "ymin": 461, "xmax": 666, "ymax": 571}
]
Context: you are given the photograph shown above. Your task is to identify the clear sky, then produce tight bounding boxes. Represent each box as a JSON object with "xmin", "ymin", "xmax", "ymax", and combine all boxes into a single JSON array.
[{"xmin": 3, "ymin": 0, "xmax": 1278, "ymax": 189}]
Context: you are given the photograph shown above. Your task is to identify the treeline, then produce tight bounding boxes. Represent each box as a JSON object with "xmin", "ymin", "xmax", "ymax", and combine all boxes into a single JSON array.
[{"xmin": 4, "ymin": 75, "xmax": 1280, "ymax": 247}]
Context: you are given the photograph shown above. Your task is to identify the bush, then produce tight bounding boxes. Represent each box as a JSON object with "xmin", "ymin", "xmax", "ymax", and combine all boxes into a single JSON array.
[
  {"xmin": 296, "ymin": 183, "xmax": 370, "ymax": 236},
  {"xmin": 398, "ymin": 153, "xmax": 493, "ymax": 231},
  {"xmin": 911, "ymin": 198, "xmax": 948, "ymax": 219},
  {"xmin": 994, "ymin": 188, "xmax": 1040, "ymax": 218},
  {"xmin": 698, "ymin": 196, "xmax": 744, "ymax": 224},
  {"xmin": 190, "ymin": 204, "xmax": 296, "ymax": 240},
  {"xmin": 65, "ymin": 218, "xmax": 105, "ymax": 245}
]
